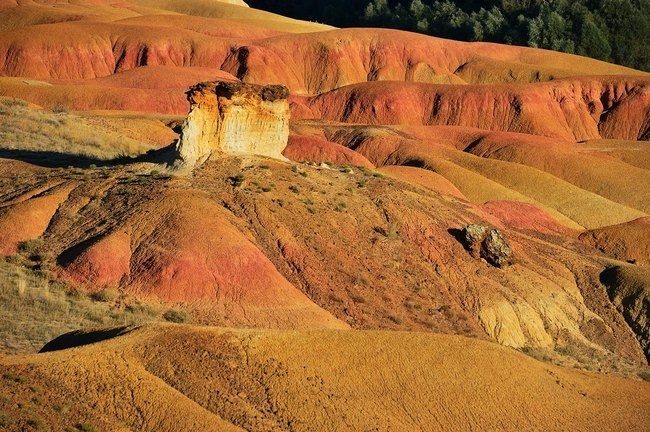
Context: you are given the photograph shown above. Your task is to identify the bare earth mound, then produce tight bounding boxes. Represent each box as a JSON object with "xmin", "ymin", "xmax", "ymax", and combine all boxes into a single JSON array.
[{"xmin": 0, "ymin": 324, "xmax": 648, "ymax": 432}]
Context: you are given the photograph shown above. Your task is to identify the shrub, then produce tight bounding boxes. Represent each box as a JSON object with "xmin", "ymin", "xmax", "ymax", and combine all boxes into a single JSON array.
[
  {"xmin": 50, "ymin": 104, "xmax": 68, "ymax": 114},
  {"xmin": 639, "ymin": 371, "xmax": 650, "ymax": 382},
  {"xmin": 18, "ymin": 239, "xmax": 45, "ymax": 259},
  {"xmin": 230, "ymin": 173, "xmax": 245, "ymax": 187},
  {"xmin": 289, "ymin": 185, "xmax": 300, "ymax": 194},
  {"xmin": 163, "ymin": 309, "xmax": 187, "ymax": 323},
  {"xmin": 335, "ymin": 202, "xmax": 347, "ymax": 212}
]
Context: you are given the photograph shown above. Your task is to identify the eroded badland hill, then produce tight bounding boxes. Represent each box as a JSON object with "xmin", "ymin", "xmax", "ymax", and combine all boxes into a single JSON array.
[{"xmin": 0, "ymin": 1, "xmax": 649, "ymax": 431}]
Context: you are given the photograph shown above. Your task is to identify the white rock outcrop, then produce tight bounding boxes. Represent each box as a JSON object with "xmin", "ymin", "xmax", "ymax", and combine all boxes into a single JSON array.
[{"xmin": 175, "ymin": 81, "xmax": 290, "ymax": 169}]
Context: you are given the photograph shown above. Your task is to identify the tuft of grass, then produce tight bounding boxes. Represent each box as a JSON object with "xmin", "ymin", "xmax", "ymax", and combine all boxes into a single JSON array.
[
  {"xmin": 639, "ymin": 371, "xmax": 650, "ymax": 381},
  {"xmin": 26, "ymin": 417, "xmax": 46, "ymax": 430},
  {"xmin": 75, "ymin": 423, "xmax": 97, "ymax": 432},
  {"xmin": 54, "ymin": 402, "xmax": 71, "ymax": 414},
  {"xmin": 0, "ymin": 412, "xmax": 11, "ymax": 427},
  {"xmin": 3, "ymin": 373, "xmax": 26, "ymax": 383},
  {"xmin": 335, "ymin": 202, "xmax": 347, "ymax": 212},
  {"xmin": 89, "ymin": 288, "xmax": 119, "ymax": 303},
  {"xmin": 289, "ymin": 185, "xmax": 300, "ymax": 194},
  {"xmin": 520, "ymin": 346, "xmax": 552, "ymax": 363}
]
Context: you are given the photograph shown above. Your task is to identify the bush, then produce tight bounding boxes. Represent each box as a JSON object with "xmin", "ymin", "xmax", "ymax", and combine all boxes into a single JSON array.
[
  {"xmin": 50, "ymin": 104, "xmax": 68, "ymax": 113},
  {"xmin": 163, "ymin": 309, "xmax": 187, "ymax": 323},
  {"xmin": 230, "ymin": 173, "xmax": 245, "ymax": 187},
  {"xmin": 18, "ymin": 239, "xmax": 45, "ymax": 259}
]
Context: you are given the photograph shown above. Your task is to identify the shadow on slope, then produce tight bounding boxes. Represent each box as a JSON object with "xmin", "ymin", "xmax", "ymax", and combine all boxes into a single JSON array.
[
  {"xmin": 39, "ymin": 325, "xmax": 139, "ymax": 353},
  {"xmin": 0, "ymin": 143, "xmax": 178, "ymax": 169}
]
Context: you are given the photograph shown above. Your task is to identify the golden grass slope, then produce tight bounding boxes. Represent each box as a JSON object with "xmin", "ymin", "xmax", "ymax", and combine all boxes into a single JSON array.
[{"xmin": 0, "ymin": 324, "xmax": 648, "ymax": 431}]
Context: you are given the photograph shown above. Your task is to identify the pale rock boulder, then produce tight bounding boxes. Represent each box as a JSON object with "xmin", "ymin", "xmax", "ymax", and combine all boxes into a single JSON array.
[{"xmin": 175, "ymin": 81, "xmax": 290, "ymax": 169}]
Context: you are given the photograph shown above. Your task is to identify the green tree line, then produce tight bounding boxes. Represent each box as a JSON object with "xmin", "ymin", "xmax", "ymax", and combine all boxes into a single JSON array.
[{"xmin": 248, "ymin": 0, "xmax": 649, "ymax": 71}]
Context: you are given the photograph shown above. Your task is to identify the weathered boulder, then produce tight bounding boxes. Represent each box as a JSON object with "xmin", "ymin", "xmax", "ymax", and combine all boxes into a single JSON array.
[
  {"xmin": 461, "ymin": 224, "xmax": 513, "ymax": 268},
  {"xmin": 175, "ymin": 81, "xmax": 290, "ymax": 169}
]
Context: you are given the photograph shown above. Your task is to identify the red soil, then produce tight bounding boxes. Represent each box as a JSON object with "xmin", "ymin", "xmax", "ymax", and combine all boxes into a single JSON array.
[{"xmin": 284, "ymin": 134, "xmax": 375, "ymax": 168}]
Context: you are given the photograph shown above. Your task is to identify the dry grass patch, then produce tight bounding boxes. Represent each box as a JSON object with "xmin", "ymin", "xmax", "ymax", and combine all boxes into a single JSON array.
[
  {"xmin": 0, "ymin": 98, "xmax": 152, "ymax": 161},
  {"xmin": 0, "ymin": 258, "xmax": 164, "ymax": 355}
]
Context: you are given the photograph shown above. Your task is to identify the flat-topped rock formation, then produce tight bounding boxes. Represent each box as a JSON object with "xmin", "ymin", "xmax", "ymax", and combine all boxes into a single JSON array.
[{"xmin": 175, "ymin": 81, "xmax": 290, "ymax": 169}]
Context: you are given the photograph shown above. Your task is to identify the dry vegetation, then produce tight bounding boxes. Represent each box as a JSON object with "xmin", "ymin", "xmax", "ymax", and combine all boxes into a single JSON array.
[
  {"xmin": 0, "ymin": 254, "xmax": 179, "ymax": 355},
  {"xmin": 0, "ymin": 98, "xmax": 153, "ymax": 163}
]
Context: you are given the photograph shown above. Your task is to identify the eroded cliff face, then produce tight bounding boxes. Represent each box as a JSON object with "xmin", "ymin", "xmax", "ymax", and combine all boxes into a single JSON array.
[{"xmin": 175, "ymin": 81, "xmax": 290, "ymax": 169}]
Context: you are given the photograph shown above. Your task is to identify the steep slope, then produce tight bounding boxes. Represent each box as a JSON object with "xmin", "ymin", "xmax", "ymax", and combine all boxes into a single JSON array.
[
  {"xmin": 0, "ymin": 324, "xmax": 648, "ymax": 432},
  {"xmin": 300, "ymin": 78, "xmax": 650, "ymax": 142}
]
